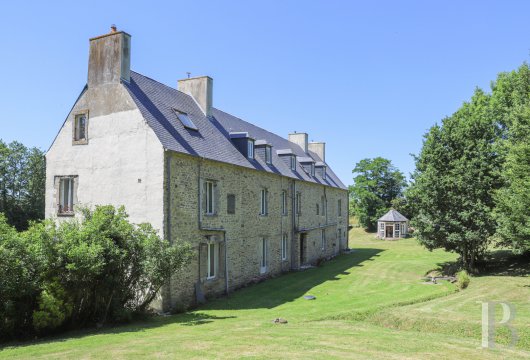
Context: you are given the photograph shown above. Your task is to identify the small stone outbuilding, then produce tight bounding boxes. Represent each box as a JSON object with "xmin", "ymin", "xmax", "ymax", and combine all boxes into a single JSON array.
[{"xmin": 377, "ymin": 210, "xmax": 409, "ymax": 239}]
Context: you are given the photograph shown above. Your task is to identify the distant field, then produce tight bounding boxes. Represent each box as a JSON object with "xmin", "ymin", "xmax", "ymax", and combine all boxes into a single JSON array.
[{"xmin": 1, "ymin": 228, "xmax": 528, "ymax": 359}]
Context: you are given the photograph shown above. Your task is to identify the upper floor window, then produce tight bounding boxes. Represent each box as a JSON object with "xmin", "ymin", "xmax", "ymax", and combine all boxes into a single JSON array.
[
  {"xmin": 296, "ymin": 192, "xmax": 302, "ymax": 215},
  {"xmin": 322, "ymin": 167, "xmax": 326, "ymax": 180},
  {"xmin": 338, "ymin": 199, "xmax": 342, "ymax": 217},
  {"xmin": 204, "ymin": 180, "xmax": 216, "ymax": 215},
  {"xmin": 265, "ymin": 146, "xmax": 272, "ymax": 164},
  {"xmin": 73, "ymin": 113, "xmax": 88, "ymax": 144},
  {"xmin": 57, "ymin": 176, "xmax": 76, "ymax": 215},
  {"xmin": 260, "ymin": 188, "xmax": 268, "ymax": 215},
  {"xmin": 248, "ymin": 140, "xmax": 254, "ymax": 159},
  {"xmin": 321, "ymin": 229, "xmax": 326, "ymax": 250},
  {"xmin": 311, "ymin": 163, "xmax": 315, "ymax": 177},
  {"xmin": 316, "ymin": 203, "xmax": 320, "ymax": 215},
  {"xmin": 281, "ymin": 190, "xmax": 288, "ymax": 216},
  {"xmin": 321, "ymin": 195, "xmax": 326, "ymax": 216},
  {"xmin": 290, "ymin": 156, "xmax": 296, "ymax": 171}
]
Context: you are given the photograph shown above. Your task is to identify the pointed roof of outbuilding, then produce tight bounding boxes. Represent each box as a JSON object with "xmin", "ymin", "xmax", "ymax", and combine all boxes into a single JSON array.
[{"xmin": 378, "ymin": 209, "xmax": 408, "ymax": 222}]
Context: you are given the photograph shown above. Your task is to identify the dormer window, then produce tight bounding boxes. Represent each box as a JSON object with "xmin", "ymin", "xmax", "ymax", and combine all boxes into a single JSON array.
[
  {"xmin": 265, "ymin": 146, "xmax": 272, "ymax": 164},
  {"xmin": 290, "ymin": 156, "xmax": 296, "ymax": 170},
  {"xmin": 247, "ymin": 140, "xmax": 254, "ymax": 159},
  {"xmin": 311, "ymin": 163, "xmax": 315, "ymax": 177}
]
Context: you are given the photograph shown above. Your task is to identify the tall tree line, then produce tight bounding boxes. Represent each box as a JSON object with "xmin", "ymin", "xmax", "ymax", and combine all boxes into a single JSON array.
[
  {"xmin": 0, "ymin": 140, "xmax": 45, "ymax": 230},
  {"xmin": 408, "ymin": 63, "xmax": 530, "ymax": 271}
]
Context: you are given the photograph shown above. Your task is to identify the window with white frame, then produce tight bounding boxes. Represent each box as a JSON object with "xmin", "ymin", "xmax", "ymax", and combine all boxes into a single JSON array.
[
  {"xmin": 311, "ymin": 163, "xmax": 315, "ymax": 177},
  {"xmin": 322, "ymin": 167, "xmax": 326, "ymax": 180},
  {"xmin": 281, "ymin": 190, "xmax": 288, "ymax": 215},
  {"xmin": 73, "ymin": 113, "xmax": 87, "ymax": 143},
  {"xmin": 204, "ymin": 180, "xmax": 215, "ymax": 215},
  {"xmin": 281, "ymin": 234, "xmax": 288, "ymax": 260},
  {"xmin": 290, "ymin": 155, "xmax": 296, "ymax": 170},
  {"xmin": 379, "ymin": 222, "xmax": 385, "ymax": 238},
  {"xmin": 58, "ymin": 177, "xmax": 75, "ymax": 215},
  {"xmin": 207, "ymin": 239, "xmax": 218, "ymax": 279},
  {"xmin": 247, "ymin": 140, "xmax": 254, "ymax": 159},
  {"xmin": 296, "ymin": 192, "xmax": 302, "ymax": 215},
  {"xmin": 260, "ymin": 238, "xmax": 268, "ymax": 273},
  {"xmin": 394, "ymin": 223, "xmax": 400, "ymax": 238},
  {"xmin": 260, "ymin": 188, "xmax": 268, "ymax": 215},
  {"xmin": 265, "ymin": 146, "xmax": 272, "ymax": 164},
  {"xmin": 321, "ymin": 229, "xmax": 326, "ymax": 250}
]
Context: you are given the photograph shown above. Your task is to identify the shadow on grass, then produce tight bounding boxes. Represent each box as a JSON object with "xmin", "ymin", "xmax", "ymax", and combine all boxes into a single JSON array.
[
  {"xmin": 0, "ymin": 249, "xmax": 382, "ymax": 351},
  {"xmin": 0, "ymin": 312, "xmax": 236, "ymax": 351},
  {"xmin": 432, "ymin": 250, "xmax": 529, "ymax": 277},
  {"xmin": 202, "ymin": 248, "xmax": 384, "ymax": 311}
]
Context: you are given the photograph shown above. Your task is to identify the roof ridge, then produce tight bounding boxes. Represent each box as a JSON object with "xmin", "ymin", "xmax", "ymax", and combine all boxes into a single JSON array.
[{"xmin": 130, "ymin": 70, "xmax": 193, "ymax": 100}]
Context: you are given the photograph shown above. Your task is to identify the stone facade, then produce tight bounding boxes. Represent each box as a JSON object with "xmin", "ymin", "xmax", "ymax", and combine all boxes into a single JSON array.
[{"xmin": 164, "ymin": 152, "xmax": 349, "ymax": 310}]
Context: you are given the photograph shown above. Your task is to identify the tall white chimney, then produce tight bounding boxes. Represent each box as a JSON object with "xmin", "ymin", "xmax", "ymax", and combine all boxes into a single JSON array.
[
  {"xmin": 178, "ymin": 76, "xmax": 213, "ymax": 116},
  {"xmin": 288, "ymin": 132, "xmax": 308, "ymax": 153}
]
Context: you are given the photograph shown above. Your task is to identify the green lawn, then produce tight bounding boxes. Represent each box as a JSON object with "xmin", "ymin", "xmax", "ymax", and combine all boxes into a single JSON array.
[{"xmin": 1, "ymin": 228, "xmax": 528, "ymax": 359}]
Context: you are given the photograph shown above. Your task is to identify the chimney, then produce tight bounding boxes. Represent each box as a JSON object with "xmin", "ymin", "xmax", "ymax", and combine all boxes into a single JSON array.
[
  {"xmin": 308, "ymin": 142, "xmax": 325, "ymax": 162},
  {"xmin": 178, "ymin": 76, "xmax": 213, "ymax": 116},
  {"xmin": 288, "ymin": 132, "xmax": 308, "ymax": 153},
  {"xmin": 88, "ymin": 25, "xmax": 131, "ymax": 87}
]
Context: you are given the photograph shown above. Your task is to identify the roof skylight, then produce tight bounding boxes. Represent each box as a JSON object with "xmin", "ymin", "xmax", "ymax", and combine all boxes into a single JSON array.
[{"xmin": 173, "ymin": 108, "xmax": 198, "ymax": 131}]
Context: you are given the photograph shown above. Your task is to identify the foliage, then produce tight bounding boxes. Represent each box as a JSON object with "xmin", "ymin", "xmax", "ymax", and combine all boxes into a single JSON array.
[
  {"xmin": 408, "ymin": 89, "xmax": 503, "ymax": 272},
  {"xmin": 349, "ymin": 157, "xmax": 406, "ymax": 231},
  {"xmin": 492, "ymin": 64, "xmax": 530, "ymax": 254},
  {"xmin": 456, "ymin": 270, "xmax": 470, "ymax": 289},
  {"xmin": 0, "ymin": 140, "xmax": 45, "ymax": 230},
  {"xmin": 0, "ymin": 206, "xmax": 193, "ymax": 341}
]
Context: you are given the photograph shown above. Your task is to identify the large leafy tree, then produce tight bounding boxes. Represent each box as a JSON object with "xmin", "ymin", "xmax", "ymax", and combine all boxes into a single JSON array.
[
  {"xmin": 349, "ymin": 157, "xmax": 406, "ymax": 231},
  {"xmin": 0, "ymin": 140, "xmax": 45, "ymax": 230},
  {"xmin": 409, "ymin": 89, "xmax": 503, "ymax": 272},
  {"xmin": 492, "ymin": 64, "xmax": 530, "ymax": 254}
]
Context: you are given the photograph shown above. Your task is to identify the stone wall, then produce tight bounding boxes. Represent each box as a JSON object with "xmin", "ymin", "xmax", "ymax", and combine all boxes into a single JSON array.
[{"xmin": 164, "ymin": 151, "xmax": 349, "ymax": 311}]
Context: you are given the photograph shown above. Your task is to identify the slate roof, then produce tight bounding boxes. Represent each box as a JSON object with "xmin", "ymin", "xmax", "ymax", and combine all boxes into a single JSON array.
[
  {"xmin": 378, "ymin": 209, "xmax": 409, "ymax": 222},
  {"xmin": 124, "ymin": 71, "xmax": 346, "ymax": 190}
]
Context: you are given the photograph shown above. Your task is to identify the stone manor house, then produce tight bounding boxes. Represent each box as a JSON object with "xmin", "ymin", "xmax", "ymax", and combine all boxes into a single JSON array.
[{"xmin": 45, "ymin": 27, "xmax": 349, "ymax": 310}]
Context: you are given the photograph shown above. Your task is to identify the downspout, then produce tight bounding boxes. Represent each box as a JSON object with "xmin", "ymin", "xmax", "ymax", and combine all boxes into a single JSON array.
[
  {"xmin": 197, "ymin": 158, "xmax": 229, "ymax": 295},
  {"xmin": 291, "ymin": 179, "xmax": 297, "ymax": 269},
  {"xmin": 165, "ymin": 151, "xmax": 173, "ymax": 309}
]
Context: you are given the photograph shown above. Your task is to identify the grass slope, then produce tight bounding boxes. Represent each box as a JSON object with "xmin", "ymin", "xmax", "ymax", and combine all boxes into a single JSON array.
[{"xmin": 1, "ymin": 228, "xmax": 528, "ymax": 359}]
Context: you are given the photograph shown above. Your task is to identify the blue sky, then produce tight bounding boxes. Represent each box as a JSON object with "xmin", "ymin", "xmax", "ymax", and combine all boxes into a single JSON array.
[{"xmin": 1, "ymin": 0, "xmax": 529, "ymax": 185}]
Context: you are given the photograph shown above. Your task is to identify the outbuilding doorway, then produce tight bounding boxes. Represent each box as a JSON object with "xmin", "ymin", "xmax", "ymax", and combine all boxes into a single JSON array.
[{"xmin": 385, "ymin": 225, "xmax": 393, "ymax": 238}]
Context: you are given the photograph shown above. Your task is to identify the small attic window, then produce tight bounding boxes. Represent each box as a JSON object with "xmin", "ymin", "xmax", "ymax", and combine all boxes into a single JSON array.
[
  {"xmin": 248, "ymin": 140, "xmax": 254, "ymax": 159},
  {"xmin": 290, "ymin": 156, "xmax": 296, "ymax": 171},
  {"xmin": 173, "ymin": 108, "xmax": 198, "ymax": 131},
  {"xmin": 265, "ymin": 146, "xmax": 272, "ymax": 164}
]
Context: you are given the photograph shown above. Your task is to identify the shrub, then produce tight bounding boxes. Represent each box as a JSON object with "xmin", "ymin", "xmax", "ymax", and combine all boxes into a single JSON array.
[
  {"xmin": 0, "ymin": 205, "xmax": 193, "ymax": 341},
  {"xmin": 456, "ymin": 270, "xmax": 470, "ymax": 289}
]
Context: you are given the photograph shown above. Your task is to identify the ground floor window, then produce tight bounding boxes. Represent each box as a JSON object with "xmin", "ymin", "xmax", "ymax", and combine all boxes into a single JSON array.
[
  {"xmin": 260, "ymin": 238, "xmax": 268, "ymax": 273},
  {"xmin": 394, "ymin": 223, "xmax": 400, "ymax": 238},
  {"xmin": 321, "ymin": 229, "xmax": 326, "ymax": 250},
  {"xmin": 207, "ymin": 241, "xmax": 218, "ymax": 279},
  {"xmin": 281, "ymin": 234, "xmax": 288, "ymax": 260}
]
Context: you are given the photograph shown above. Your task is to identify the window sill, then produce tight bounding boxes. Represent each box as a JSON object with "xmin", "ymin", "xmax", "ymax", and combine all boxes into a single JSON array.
[
  {"xmin": 57, "ymin": 212, "xmax": 75, "ymax": 217},
  {"xmin": 204, "ymin": 213, "xmax": 218, "ymax": 217},
  {"xmin": 259, "ymin": 213, "xmax": 268, "ymax": 217},
  {"xmin": 72, "ymin": 139, "xmax": 88, "ymax": 145}
]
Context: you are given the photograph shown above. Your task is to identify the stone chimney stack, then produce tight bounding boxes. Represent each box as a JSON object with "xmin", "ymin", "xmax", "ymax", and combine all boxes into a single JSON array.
[
  {"xmin": 288, "ymin": 132, "xmax": 308, "ymax": 153},
  {"xmin": 88, "ymin": 25, "xmax": 131, "ymax": 87},
  {"xmin": 178, "ymin": 76, "xmax": 213, "ymax": 116},
  {"xmin": 308, "ymin": 142, "xmax": 325, "ymax": 162}
]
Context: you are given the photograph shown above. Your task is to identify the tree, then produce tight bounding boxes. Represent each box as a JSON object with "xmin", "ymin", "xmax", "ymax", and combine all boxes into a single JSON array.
[
  {"xmin": 349, "ymin": 157, "xmax": 406, "ymax": 231},
  {"xmin": 492, "ymin": 64, "xmax": 530, "ymax": 254},
  {"xmin": 0, "ymin": 140, "xmax": 45, "ymax": 230},
  {"xmin": 408, "ymin": 89, "xmax": 503, "ymax": 272}
]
